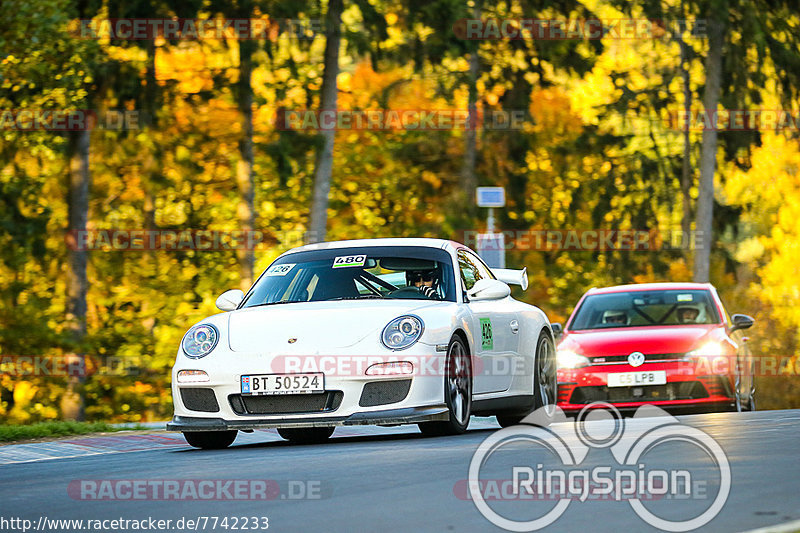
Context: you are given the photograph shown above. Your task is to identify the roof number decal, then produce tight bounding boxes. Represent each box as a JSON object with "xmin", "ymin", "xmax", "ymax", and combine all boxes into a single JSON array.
[{"xmin": 332, "ymin": 255, "xmax": 367, "ymax": 268}]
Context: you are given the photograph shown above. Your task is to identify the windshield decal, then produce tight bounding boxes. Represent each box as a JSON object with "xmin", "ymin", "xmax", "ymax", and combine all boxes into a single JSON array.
[
  {"xmin": 332, "ymin": 254, "xmax": 367, "ymax": 268},
  {"xmin": 265, "ymin": 263, "xmax": 295, "ymax": 276},
  {"xmin": 677, "ymin": 294, "xmax": 693, "ymax": 302}
]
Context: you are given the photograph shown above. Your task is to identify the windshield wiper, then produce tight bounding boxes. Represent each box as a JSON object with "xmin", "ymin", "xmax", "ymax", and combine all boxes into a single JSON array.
[
  {"xmin": 326, "ymin": 295, "xmax": 386, "ymax": 300},
  {"xmin": 246, "ymin": 301, "xmax": 297, "ymax": 308}
]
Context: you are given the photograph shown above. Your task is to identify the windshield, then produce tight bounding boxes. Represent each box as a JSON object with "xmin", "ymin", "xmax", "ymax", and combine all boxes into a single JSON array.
[
  {"xmin": 241, "ymin": 246, "xmax": 457, "ymax": 307},
  {"xmin": 568, "ymin": 290, "xmax": 721, "ymax": 330}
]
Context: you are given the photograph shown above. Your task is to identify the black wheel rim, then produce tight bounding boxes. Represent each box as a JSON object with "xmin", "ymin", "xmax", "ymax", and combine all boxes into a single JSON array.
[
  {"xmin": 538, "ymin": 337, "xmax": 557, "ymax": 417},
  {"xmin": 447, "ymin": 341, "xmax": 470, "ymax": 425}
]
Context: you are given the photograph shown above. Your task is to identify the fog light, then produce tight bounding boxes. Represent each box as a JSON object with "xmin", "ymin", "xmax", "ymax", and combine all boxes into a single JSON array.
[
  {"xmin": 177, "ymin": 370, "xmax": 209, "ymax": 383},
  {"xmin": 366, "ymin": 361, "xmax": 414, "ymax": 376}
]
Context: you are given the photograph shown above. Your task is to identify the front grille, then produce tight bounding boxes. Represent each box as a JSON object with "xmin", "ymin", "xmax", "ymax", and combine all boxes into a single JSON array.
[
  {"xmin": 588, "ymin": 353, "xmax": 686, "ymax": 365},
  {"xmin": 569, "ymin": 381, "xmax": 708, "ymax": 404},
  {"xmin": 229, "ymin": 391, "xmax": 343, "ymax": 415},
  {"xmin": 180, "ymin": 388, "xmax": 220, "ymax": 413},
  {"xmin": 699, "ymin": 375, "xmax": 730, "ymax": 396},
  {"xmin": 359, "ymin": 379, "xmax": 412, "ymax": 407}
]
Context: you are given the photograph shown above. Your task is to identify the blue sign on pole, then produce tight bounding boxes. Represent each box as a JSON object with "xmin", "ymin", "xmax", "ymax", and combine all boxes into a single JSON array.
[{"xmin": 476, "ymin": 187, "xmax": 505, "ymax": 208}]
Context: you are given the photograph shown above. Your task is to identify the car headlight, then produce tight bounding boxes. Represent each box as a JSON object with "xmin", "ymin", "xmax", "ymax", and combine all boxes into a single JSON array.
[
  {"xmin": 687, "ymin": 341, "xmax": 725, "ymax": 358},
  {"xmin": 182, "ymin": 324, "xmax": 219, "ymax": 359},
  {"xmin": 381, "ymin": 315, "xmax": 424, "ymax": 351},
  {"xmin": 557, "ymin": 349, "xmax": 590, "ymax": 369}
]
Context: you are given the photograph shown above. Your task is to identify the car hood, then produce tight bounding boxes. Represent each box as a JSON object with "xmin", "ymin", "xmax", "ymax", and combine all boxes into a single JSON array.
[
  {"xmin": 227, "ymin": 300, "xmax": 443, "ymax": 352},
  {"xmin": 562, "ymin": 325, "xmax": 720, "ymax": 356}
]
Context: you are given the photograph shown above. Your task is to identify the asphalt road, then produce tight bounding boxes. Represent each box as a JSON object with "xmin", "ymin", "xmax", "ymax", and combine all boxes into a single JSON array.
[{"xmin": 1, "ymin": 410, "xmax": 799, "ymax": 533}]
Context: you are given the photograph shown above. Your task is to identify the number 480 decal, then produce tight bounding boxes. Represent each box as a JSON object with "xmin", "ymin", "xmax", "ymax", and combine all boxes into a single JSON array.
[{"xmin": 332, "ymin": 254, "xmax": 367, "ymax": 268}]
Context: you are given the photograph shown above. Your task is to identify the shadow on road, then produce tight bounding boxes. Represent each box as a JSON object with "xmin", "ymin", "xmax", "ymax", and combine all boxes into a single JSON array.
[{"xmin": 169, "ymin": 426, "xmax": 499, "ymax": 452}]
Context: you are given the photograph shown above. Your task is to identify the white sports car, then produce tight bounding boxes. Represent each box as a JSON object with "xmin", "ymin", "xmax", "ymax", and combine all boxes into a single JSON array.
[{"xmin": 167, "ymin": 238, "xmax": 557, "ymax": 448}]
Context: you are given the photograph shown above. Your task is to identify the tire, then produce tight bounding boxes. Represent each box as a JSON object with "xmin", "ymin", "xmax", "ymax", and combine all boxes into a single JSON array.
[
  {"xmin": 733, "ymin": 356, "xmax": 744, "ymax": 413},
  {"xmin": 277, "ymin": 427, "xmax": 335, "ymax": 444},
  {"xmin": 497, "ymin": 331, "xmax": 557, "ymax": 428},
  {"xmin": 419, "ymin": 335, "xmax": 472, "ymax": 436},
  {"xmin": 183, "ymin": 430, "xmax": 238, "ymax": 450},
  {"xmin": 748, "ymin": 359, "xmax": 757, "ymax": 411}
]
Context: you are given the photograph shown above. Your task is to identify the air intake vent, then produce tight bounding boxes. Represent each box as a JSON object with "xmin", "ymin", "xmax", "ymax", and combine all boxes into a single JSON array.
[
  {"xmin": 229, "ymin": 391, "xmax": 343, "ymax": 415},
  {"xmin": 359, "ymin": 380, "xmax": 412, "ymax": 407},
  {"xmin": 180, "ymin": 388, "xmax": 220, "ymax": 413},
  {"xmin": 568, "ymin": 381, "xmax": 708, "ymax": 404}
]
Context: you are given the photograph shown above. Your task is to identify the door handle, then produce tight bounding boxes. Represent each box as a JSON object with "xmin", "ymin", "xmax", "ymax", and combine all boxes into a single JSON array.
[{"xmin": 510, "ymin": 320, "xmax": 519, "ymax": 334}]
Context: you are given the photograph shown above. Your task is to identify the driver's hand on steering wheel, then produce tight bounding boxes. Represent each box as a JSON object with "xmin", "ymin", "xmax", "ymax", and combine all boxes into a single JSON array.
[{"xmin": 418, "ymin": 285, "xmax": 439, "ymax": 299}]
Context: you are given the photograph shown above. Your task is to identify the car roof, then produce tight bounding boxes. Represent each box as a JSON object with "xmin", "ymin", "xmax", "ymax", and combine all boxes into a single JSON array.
[
  {"xmin": 280, "ymin": 238, "xmax": 460, "ymax": 256},
  {"xmin": 587, "ymin": 282, "xmax": 715, "ymax": 295}
]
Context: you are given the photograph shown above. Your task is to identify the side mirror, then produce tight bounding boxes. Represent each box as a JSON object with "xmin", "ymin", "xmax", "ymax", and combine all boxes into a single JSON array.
[
  {"xmin": 730, "ymin": 313, "xmax": 754, "ymax": 332},
  {"xmin": 216, "ymin": 289, "xmax": 244, "ymax": 311},
  {"xmin": 551, "ymin": 323, "xmax": 563, "ymax": 339},
  {"xmin": 467, "ymin": 279, "xmax": 511, "ymax": 301}
]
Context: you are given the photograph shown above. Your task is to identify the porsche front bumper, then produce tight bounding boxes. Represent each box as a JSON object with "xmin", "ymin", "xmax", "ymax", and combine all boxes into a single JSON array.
[{"xmin": 167, "ymin": 405, "xmax": 449, "ymax": 431}]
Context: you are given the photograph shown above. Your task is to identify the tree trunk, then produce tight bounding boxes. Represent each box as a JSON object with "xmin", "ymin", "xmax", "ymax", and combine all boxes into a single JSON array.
[
  {"xmin": 678, "ymin": 26, "xmax": 693, "ymax": 247},
  {"xmin": 236, "ymin": 38, "xmax": 256, "ymax": 288},
  {"xmin": 461, "ymin": 49, "xmax": 479, "ymax": 217},
  {"xmin": 307, "ymin": 0, "xmax": 343, "ymax": 244},
  {"xmin": 460, "ymin": 1, "xmax": 481, "ymax": 220},
  {"xmin": 63, "ymin": 128, "xmax": 90, "ymax": 421},
  {"xmin": 693, "ymin": 15, "xmax": 724, "ymax": 282},
  {"xmin": 142, "ymin": 39, "xmax": 158, "ymax": 232}
]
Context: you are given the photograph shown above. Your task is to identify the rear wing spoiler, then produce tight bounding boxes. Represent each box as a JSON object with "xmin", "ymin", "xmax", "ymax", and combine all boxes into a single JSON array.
[{"xmin": 492, "ymin": 267, "xmax": 528, "ymax": 291}]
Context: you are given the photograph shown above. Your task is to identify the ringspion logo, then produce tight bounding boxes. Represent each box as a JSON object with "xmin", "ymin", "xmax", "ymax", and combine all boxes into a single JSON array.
[{"xmin": 467, "ymin": 403, "xmax": 730, "ymax": 531}]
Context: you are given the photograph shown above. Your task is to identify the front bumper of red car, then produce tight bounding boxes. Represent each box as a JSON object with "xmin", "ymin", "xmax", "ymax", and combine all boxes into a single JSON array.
[{"xmin": 557, "ymin": 360, "xmax": 736, "ymax": 413}]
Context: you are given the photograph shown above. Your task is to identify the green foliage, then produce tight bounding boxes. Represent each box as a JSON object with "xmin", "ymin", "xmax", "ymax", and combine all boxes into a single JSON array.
[{"xmin": 0, "ymin": 420, "xmax": 145, "ymax": 442}]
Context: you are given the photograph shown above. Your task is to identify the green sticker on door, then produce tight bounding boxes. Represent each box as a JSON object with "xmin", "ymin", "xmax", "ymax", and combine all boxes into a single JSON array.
[{"xmin": 480, "ymin": 318, "xmax": 493, "ymax": 350}]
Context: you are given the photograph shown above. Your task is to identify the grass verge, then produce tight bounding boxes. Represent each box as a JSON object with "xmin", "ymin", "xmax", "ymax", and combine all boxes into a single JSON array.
[{"xmin": 0, "ymin": 421, "xmax": 147, "ymax": 443}]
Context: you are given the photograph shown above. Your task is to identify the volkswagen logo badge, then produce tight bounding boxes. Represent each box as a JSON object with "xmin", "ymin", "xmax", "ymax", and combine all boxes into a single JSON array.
[
  {"xmin": 288, "ymin": 338, "xmax": 297, "ymax": 344},
  {"xmin": 627, "ymin": 351, "xmax": 645, "ymax": 367}
]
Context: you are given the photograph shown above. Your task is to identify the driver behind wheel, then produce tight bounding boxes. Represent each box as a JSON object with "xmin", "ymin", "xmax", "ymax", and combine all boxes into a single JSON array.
[
  {"xmin": 677, "ymin": 304, "xmax": 702, "ymax": 324},
  {"xmin": 406, "ymin": 269, "xmax": 440, "ymax": 299},
  {"xmin": 602, "ymin": 309, "xmax": 629, "ymax": 325}
]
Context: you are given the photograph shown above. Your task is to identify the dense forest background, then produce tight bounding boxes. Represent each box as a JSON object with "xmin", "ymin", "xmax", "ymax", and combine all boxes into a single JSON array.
[{"xmin": 1, "ymin": 0, "xmax": 799, "ymax": 423}]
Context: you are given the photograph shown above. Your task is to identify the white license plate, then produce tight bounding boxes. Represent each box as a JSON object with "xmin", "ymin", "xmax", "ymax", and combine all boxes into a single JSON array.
[
  {"xmin": 607, "ymin": 371, "xmax": 667, "ymax": 388},
  {"xmin": 240, "ymin": 373, "xmax": 324, "ymax": 395}
]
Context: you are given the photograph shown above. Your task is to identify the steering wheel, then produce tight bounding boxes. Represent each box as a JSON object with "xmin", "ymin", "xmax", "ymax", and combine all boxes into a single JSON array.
[{"xmin": 388, "ymin": 286, "xmax": 427, "ymax": 299}]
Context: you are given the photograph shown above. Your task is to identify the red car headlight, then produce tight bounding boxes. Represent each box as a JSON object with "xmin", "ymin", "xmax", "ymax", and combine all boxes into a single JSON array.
[{"xmin": 557, "ymin": 349, "xmax": 590, "ymax": 369}]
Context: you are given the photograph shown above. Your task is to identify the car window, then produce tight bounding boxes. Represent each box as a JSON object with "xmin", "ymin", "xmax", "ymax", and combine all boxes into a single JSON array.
[
  {"xmin": 464, "ymin": 250, "xmax": 495, "ymax": 280},
  {"xmin": 242, "ymin": 246, "xmax": 458, "ymax": 306},
  {"xmin": 568, "ymin": 290, "xmax": 721, "ymax": 330},
  {"xmin": 457, "ymin": 250, "xmax": 483, "ymax": 291}
]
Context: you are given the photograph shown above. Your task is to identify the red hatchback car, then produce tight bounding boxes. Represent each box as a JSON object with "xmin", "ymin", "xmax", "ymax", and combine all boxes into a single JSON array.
[{"xmin": 554, "ymin": 283, "xmax": 755, "ymax": 414}]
